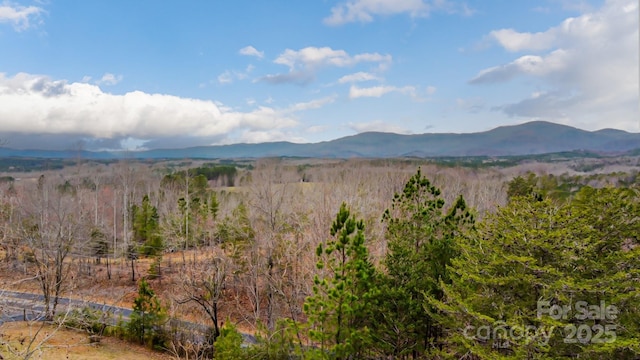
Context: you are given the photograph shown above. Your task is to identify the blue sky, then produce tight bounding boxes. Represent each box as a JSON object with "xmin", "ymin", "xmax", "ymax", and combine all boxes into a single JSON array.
[{"xmin": 0, "ymin": 0, "xmax": 638, "ymax": 150}]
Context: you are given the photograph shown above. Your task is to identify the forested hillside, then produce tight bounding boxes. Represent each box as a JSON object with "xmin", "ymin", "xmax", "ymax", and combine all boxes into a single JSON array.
[{"xmin": 1, "ymin": 158, "xmax": 639, "ymax": 359}]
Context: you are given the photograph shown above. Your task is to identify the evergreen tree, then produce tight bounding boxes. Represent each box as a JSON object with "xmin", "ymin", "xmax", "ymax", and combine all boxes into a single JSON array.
[
  {"xmin": 304, "ymin": 202, "xmax": 377, "ymax": 359},
  {"xmin": 374, "ymin": 168, "xmax": 474, "ymax": 358},
  {"xmin": 127, "ymin": 279, "xmax": 168, "ymax": 349},
  {"xmin": 506, "ymin": 173, "xmax": 537, "ymax": 199},
  {"xmin": 209, "ymin": 192, "xmax": 219, "ymax": 221},
  {"xmin": 438, "ymin": 188, "xmax": 640, "ymax": 359},
  {"xmin": 217, "ymin": 202, "xmax": 255, "ymax": 251},
  {"xmin": 133, "ymin": 195, "xmax": 163, "ymax": 256},
  {"xmin": 213, "ymin": 322, "xmax": 246, "ymax": 360}
]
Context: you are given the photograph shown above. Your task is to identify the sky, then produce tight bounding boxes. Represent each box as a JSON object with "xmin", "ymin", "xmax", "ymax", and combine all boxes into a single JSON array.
[{"xmin": 0, "ymin": 0, "xmax": 638, "ymax": 151}]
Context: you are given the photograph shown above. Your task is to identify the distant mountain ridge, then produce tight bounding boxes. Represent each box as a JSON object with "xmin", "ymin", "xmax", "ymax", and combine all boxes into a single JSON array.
[{"xmin": 1, "ymin": 121, "xmax": 640, "ymax": 159}]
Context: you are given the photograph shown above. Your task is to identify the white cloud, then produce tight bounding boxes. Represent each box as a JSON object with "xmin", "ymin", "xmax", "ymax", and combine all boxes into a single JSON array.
[
  {"xmin": 235, "ymin": 129, "xmax": 306, "ymax": 144},
  {"xmin": 258, "ymin": 71, "xmax": 314, "ymax": 85},
  {"xmin": 286, "ymin": 95, "xmax": 337, "ymax": 112},
  {"xmin": 239, "ymin": 45, "xmax": 264, "ymax": 59},
  {"xmin": 0, "ymin": 1, "xmax": 44, "ymax": 31},
  {"xmin": 306, "ymin": 125, "xmax": 328, "ymax": 133},
  {"xmin": 324, "ymin": 0, "xmax": 474, "ymax": 26},
  {"xmin": 349, "ymin": 120, "xmax": 411, "ymax": 134},
  {"xmin": 261, "ymin": 46, "xmax": 391, "ymax": 85},
  {"xmin": 469, "ymin": 51, "xmax": 567, "ymax": 84},
  {"xmin": 349, "ymin": 84, "xmax": 415, "ymax": 98},
  {"xmin": 217, "ymin": 65, "xmax": 254, "ymax": 84},
  {"xmin": 488, "ymin": 28, "xmax": 555, "ymax": 52},
  {"xmin": 96, "ymin": 73, "xmax": 123, "ymax": 86},
  {"xmin": 217, "ymin": 70, "xmax": 233, "ymax": 84},
  {"xmin": 0, "ymin": 72, "xmax": 306, "ymax": 148},
  {"xmin": 274, "ymin": 47, "xmax": 391, "ymax": 70},
  {"xmin": 338, "ymin": 71, "xmax": 380, "ymax": 84},
  {"xmin": 472, "ymin": 0, "xmax": 639, "ymax": 131}
]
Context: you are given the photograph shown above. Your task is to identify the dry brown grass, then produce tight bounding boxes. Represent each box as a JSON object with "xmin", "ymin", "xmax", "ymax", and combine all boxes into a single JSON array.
[{"xmin": 0, "ymin": 321, "xmax": 173, "ymax": 360}]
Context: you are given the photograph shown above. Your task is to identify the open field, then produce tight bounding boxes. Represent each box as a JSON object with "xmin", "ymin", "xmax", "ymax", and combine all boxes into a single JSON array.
[{"xmin": 0, "ymin": 321, "xmax": 172, "ymax": 360}]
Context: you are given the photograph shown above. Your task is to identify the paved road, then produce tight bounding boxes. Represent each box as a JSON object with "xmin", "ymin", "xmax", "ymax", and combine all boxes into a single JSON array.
[
  {"xmin": 0, "ymin": 289, "xmax": 256, "ymax": 345},
  {"xmin": 0, "ymin": 289, "xmax": 132, "ymax": 325}
]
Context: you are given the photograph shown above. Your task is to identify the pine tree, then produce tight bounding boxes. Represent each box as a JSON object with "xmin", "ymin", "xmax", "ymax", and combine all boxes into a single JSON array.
[
  {"xmin": 213, "ymin": 322, "xmax": 246, "ymax": 360},
  {"xmin": 373, "ymin": 168, "xmax": 473, "ymax": 358},
  {"xmin": 506, "ymin": 173, "xmax": 538, "ymax": 200},
  {"xmin": 127, "ymin": 279, "xmax": 168, "ymax": 349},
  {"xmin": 304, "ymin": 202, "xmax": 377, "ymax": 359},
  {"xmin": 438, "ymin": 187, "xmax": 640, "ymax": 359},
  {"xmin": 217, "ymin": 202, "xmax": 255, "ymax": 249},
  {"xmin": 133, "ymin": 195, "xmax": 163, "ymax": 256}
]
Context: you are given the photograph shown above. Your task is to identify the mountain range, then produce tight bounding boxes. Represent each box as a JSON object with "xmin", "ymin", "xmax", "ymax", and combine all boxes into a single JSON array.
[{"xmin": 1, "ymin": 121, "xmax": 640, "ymax": 159}]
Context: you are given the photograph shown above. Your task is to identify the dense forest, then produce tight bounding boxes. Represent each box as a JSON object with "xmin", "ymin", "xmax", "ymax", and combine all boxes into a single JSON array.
[{"xmin": 0, "ymin": 157, "xmax": 639, "ymax": 359}]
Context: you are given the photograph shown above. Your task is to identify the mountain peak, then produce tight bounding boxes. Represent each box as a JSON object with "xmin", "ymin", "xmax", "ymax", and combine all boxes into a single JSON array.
[{"xmin": 1, "ymin": 121, "xmax": 639, "ymax": 159}]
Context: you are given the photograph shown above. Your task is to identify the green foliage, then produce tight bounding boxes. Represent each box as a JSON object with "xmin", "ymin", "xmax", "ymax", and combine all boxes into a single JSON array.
[
  {"xmin": 172, "ymin": 185, "xmax": 220, "ymax": 248},
  {"xmin": 132, "ymin": 195, "xmax": 163, "ymax": 256},
  {"xmin": 191, "ymin": 174, "xmax": 209, "ymax": 197},
  {"xmin": 160, "ymin": 172, "xmax": 186, "ymax": 189},
  {"xmin": 56, "ymin": 180, "xmax": 76, "ymax": 195},
  {"xmin": 213, "ymin": 322, "xmax": 246, "ymax": 360},
  {"xmin": 90, "ymin": 228, "xmax": 109, "ymax": 258},
  {"xmin": 126, "ymin": 279, "xmax": 168, "ymax": 350},
  {"xmin": 506, "ymin": 173, "xmax": 538, "ymax": 199},
  {"xmin": 190, "ymin": 165, "xmax": 237, "ymax": 186},
  {"xmin": 160, "ymin": 165, "xmax": 237, "ymax": 189},
  {"xmin": 506, "ymin": 171, "xmax": 638, "ymax": 203},
  {"xmin": 209, "ymin": 192, "xmax": 219, "ymax": 221},
  {"xmin": 58, "ymin": 306, "xmax": 108, "ymax": 336},
  {"xmin": 304, "ymin": 202, "xmax": 377, "ymax": 359},
  {"xmin": 217, "ymin": 202, "xmax": 255, "ymax": 253},
  {"xmin": 247, "ymin": 319, "xmax": 304, "ymax": 359},
  {"xmin": 147, "ymin": 255, "xmax": 163, "ymax": 280},
  {"xmin": 374, "ymin": 167, "xmax": 474, "ymax": 357},
  {"xmin": 437, "ymin": 187, "xmax": 640, "ymax": 359}
]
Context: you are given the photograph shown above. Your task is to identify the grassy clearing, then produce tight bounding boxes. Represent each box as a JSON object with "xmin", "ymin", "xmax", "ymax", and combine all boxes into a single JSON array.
[{"xmin": 0, "ymin": 322, "xmax": 173, "ymax": 360}]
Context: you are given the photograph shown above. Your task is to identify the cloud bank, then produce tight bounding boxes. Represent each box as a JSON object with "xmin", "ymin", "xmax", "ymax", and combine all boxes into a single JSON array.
[
  {"xmin": 471, "ymin": 0, "xmax": 639, "ymax": 131},
  {"xmin": 0, "ymin": 72, "xmax": 330, "ymax": 150}
]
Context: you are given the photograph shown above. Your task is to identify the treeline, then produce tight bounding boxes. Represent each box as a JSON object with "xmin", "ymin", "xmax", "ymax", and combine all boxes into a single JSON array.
[
  {"xmin": 0, "ymin": 157, "xmax": 68, "ymax": 172},
  {"xmin": 508, "ymin": 170, "xmax": 640, "ymax": 201},
  {"xmin": 161, "ymin": 165, "xmax": 237, "ymax": 188}
]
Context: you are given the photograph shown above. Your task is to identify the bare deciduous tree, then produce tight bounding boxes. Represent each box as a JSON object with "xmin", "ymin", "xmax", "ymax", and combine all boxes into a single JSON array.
[
  {"xmin": 18, "ymin": 176, "xmax": 89, "ymax": 320},
  {"xmin": 0, "ymin": 296, "xmax": 75, "ymax": 360},
  {"xmin": 177, "ymin": 251, "xmax": 229, "ymax": 340}
]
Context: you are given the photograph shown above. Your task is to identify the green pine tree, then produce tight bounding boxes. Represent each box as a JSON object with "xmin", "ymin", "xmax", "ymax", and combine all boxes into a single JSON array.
[
  {"xmin": 133, "ymin": 195, "xmax": 163, "ymax": 256},
  {"xmin": 304, "ymin": 202, "xmax": 377, "ymax": 359},
  {"xmin": 437, "ymin": 187, "xmax": 640, "ymax": 359},
  {"xmin": 214, "ymin": 322, "xmax": 246, "ymax": 360},
  {"xmin": 374, "ymin": 168, "xmax": 474, "ymax": 358},
  {"xmin": 127, "ymin": 279, "xmax": 168, "ymax": 349}
]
